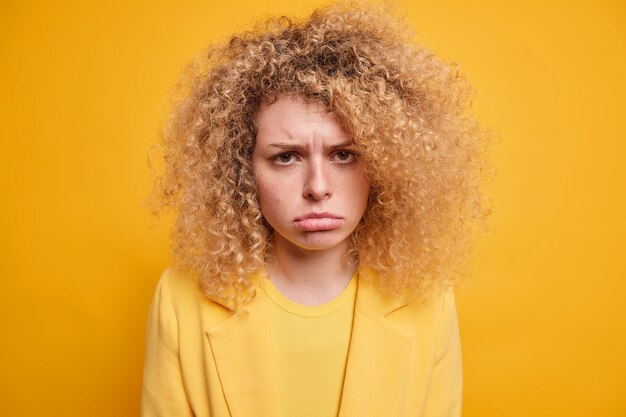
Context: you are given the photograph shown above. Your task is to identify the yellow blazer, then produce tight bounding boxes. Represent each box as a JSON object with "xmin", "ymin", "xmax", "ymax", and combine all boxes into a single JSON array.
[{"xmin": 141, "ymin": 267, "xmax": 462, "ymax": 417}]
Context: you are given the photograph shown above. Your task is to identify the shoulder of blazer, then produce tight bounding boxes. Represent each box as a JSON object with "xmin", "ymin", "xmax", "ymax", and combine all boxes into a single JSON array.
[
  {"xmin": 357, "ymin": 266, "xmax": 449, "ymax": 328},
  {"xmin": 158, "ymin": 267, "xmax": 235, "ymax": 328},
  {"xmin": 357, "ymin": 268, "xmax": 458, "ymax": 360}
]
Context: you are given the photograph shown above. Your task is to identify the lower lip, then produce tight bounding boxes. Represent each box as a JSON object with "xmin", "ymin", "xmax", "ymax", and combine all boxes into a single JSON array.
[{"xmin": 294, "ymin": 218, "xmax": 343, "ymax": 231}]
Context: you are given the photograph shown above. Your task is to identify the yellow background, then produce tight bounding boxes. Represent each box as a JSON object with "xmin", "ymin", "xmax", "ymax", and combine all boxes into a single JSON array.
[{"xmin": 1, "ymin": 0, "xmax": 624, "ymax": 415}]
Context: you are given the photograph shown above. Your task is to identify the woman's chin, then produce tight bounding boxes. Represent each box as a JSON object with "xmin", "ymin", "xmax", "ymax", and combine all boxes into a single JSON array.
[{"xmin": 278, "ymin": 232, "xmax": 350, "ymax": 254}]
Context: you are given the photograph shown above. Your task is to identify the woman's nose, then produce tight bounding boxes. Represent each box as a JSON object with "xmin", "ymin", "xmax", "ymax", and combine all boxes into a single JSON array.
[{"xmin": 303, "ymin": 159, "xmax": 332, "ymax": 200}]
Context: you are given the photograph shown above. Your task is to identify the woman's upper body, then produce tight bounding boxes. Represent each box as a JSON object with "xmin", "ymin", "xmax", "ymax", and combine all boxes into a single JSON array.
[
  {"xmin": 143, "ymin": 2, "xmax": 489, "ymax": 416},
  {"xmin": 141, "ymin": 266, "xmax": 462, "ymax": 417}
]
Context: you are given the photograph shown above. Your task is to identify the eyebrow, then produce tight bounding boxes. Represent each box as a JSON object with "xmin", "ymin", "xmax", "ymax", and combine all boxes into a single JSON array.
[{"xmin": 268, "ymin": 141, "xmax": 355, "ymax": 151}]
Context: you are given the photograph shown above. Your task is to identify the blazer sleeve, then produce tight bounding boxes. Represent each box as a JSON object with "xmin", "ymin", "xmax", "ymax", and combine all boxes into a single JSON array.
[
  {"xmin": 421, "ymin": 289, "xmax": 463, "ymax": 417},
  {"xmin": 141, "ymin": 270, "xmax": 195, "ymax": 417}
]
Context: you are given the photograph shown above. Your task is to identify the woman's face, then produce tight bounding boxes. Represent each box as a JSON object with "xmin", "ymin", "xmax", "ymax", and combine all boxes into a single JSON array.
[{"xmin": 252, "ymin": 95, "xmax": 370, "ymax": 255}]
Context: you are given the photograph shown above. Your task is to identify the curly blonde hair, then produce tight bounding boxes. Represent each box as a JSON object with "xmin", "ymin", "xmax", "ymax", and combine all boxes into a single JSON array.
[{"xmin": 152, "ymin": 1, "xmax": 491, "ymax": 309}]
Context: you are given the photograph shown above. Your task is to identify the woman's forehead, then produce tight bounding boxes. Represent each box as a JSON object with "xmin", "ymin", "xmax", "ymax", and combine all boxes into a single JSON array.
[{"xmin": 254, "ymin": 95, "xmax": 351, "ymax": 146}]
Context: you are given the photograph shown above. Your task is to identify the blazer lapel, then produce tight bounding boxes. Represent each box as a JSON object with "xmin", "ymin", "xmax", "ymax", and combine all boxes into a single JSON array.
[
  {"xmin": 205, "ymin": 273, "xmax": 281, "ymax": 417},
  {"xmin": 338, "ymin": 269, "xmax": 412, "ymax": 417}
]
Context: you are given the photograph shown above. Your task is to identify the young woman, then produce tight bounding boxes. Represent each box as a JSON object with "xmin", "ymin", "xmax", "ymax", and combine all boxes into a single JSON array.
[{"xmin": 141, "ymin": 3, "xmax": 489, "ymax": 417}]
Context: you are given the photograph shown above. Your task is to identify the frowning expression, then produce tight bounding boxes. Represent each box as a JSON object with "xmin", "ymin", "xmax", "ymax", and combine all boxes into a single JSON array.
[{"xmin": 252, "ymin": 95, "xmax": 370, "ymax": 254}]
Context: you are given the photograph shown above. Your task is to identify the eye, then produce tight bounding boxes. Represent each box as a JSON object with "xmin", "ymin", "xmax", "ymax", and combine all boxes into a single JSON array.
[
  {"xmin": 273, "ymin": 152, "xmax": 298, "ymax": 165},
  {"xmin": 332, "ymin": 150, "xmax": 356, "ymax": 163}
]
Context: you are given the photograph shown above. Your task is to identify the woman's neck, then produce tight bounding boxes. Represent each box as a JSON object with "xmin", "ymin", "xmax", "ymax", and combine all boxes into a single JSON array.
[{"xmin": 266, "ymin": 237, "xmax": 356, "ymax": 306}]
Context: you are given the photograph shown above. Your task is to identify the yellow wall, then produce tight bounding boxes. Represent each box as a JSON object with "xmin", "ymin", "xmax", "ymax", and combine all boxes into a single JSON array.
[{"xmin": 1, "ymin": 0, "xmax": 624, "ymax": 415}]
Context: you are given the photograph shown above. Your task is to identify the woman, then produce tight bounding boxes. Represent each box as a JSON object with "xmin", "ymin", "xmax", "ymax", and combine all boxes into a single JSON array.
[{"xmin": 141, "ymin": 2, "xmax": 489, "ymax": 416}]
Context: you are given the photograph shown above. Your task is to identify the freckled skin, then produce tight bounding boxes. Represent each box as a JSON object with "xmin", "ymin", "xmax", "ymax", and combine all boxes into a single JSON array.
[{"xmin": 252, "ymin": 95, "xmax": 370, "ymax": 255}]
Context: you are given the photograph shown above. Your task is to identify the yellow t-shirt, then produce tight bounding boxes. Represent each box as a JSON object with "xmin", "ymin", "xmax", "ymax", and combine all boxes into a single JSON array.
[{"xmin": 260, "ymin": 273, "xmax": 358, "ymax": 417}]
